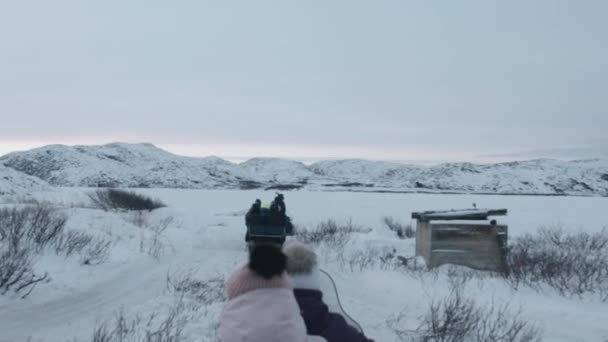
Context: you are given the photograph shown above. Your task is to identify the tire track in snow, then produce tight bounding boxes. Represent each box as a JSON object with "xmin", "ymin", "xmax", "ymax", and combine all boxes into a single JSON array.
[{"xmin": 0, "ymin": 254, "xmax": 197, "ymax": 342}]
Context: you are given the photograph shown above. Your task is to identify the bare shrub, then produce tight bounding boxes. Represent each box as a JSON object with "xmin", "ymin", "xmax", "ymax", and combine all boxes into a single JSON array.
[
  {"xmin": 26, "ymin": 204, "xmax": 67, "ymax": 249},
  {"xmin": 0, "ymin": 207, "xmax": 30, "ymax": 250},
  {"xmin": 0, "ymin": 247, "xmax": 48, "ymax": 298},
  {"xmin": 52, "ymin": 230, "xmax": 112, "ymax": 266},
  {"xmin": 340, "ymin": 247, "xmax": 405, "ymax": 272},
  {"xmin": 144, "ymin": 302, "xmax": 186, "ymax": 342},
  {"xmin": 80, "ymin": 238, "xmax": 112, "ymax": 265},
  {"xmin": 383, "ymin": 217, "xmax": 415, "ymax": 239},
  {"xmin": 138, "ymin": 216, "xmax": 174, "ymax": 259},
  {"xmin": 416, "ymin": 289, "xmax": 542, "ymax": 342},
  {"xmin": 92, "ymin": 323, "xmax": 113, "ymax": 342},
  {"xmin": 537, "ymin": 226, "xmax": 608, "ymax": 251},
  {"xmin": 167, "ymin": 271, "xmax": 226, "ymax": 305},
  {"xmin": 52, "ymin": 228, "xmax": 111, "ymax": 266},
  {"xmin": 145, "ymin": 234, "xmax": 165, "ymax": 260},
  {"xmin": 89, "ymin": 189, "xmax": 166, "ymax": 212},
  {"xmin": 0, "ymin": 204, "xmax": 113, "ymax": 298},
  {"xmin": 88, "ymin": 301, "xmax": 186, "ymax": 342},
  {"xmin": 506, "ymin": 227, "xmax": 608, "ymax": 300},
  {"xmin": 420, "ymin": 288, "xmax": 479, "ymax": 342},
  {"xmin": 0, "ymin": 204, "xmax": 65, "ymax": 297},
  {"xmin": 344, "ymin": 248, "xmax": 381, "ymax": 272},
  {"xmin": 446, "ymin": 266, "xmax": 477, "ymax": 291},
  {"xmin": 152, "ymin": 217, "xmax": 175, "ymax": 233},
  {"xmin": 128, "ymin": 211, "xmax": 149, "ymax": 227},
  {"xmin": 295, "ymin": 219, "xmax": 368, "ymax": 249},
  {"xmin": 339, "ymin": 246, "xmax": 423, "ymax": 273},
  {"xmin": 54, "ymin": 230, "xmax": 94, "ymax": 257},
  {"xmin": 473, "ymin": 303, "xmax": 542, "ymax": 342},
  {"xmin": 0, "ymin": 204, "xmax": 67, "ymax": 252},
  {"xmin": 385, "ymin": 309, "xmax": 415, "ymax": 341}
]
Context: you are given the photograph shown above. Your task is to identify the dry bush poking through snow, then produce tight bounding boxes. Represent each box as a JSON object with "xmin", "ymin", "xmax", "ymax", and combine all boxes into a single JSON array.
[
  {"xmin": 89, "ymin": 189, "xmax": 166, "ymax": 212},
  {"xmin": 80, "ymin": 238, "xmax": 112, "ymax": 265},
  {"xmin": 472, "ymin": 303, "xmax": 543, "ymax": 342},
  {"xmin": 506, "ymin": 226, "xmax": 608, "ymax": 300},
  {"xmin": 0, "ymin": 203, "xmax": 67, "ymax": 252},
  {"xmin": 0, "ymin": 203, "xmax": 115, "ymax": 297},
  {"xmin": 89, "ymin": 301, "xmax": 187, "ymax": 342},
  {"xmin": 52, "ymin": 229, "xmax": 112, "ymax": 265},
  {"xmin": 421, "ymin": 296, "xmax": 541, "ymax": 342},
  {"xmin": 382, "ymin": 217, "xmax": 415, "ymax": 239},
  {"xmin": 137, "ymin": 216, "xmax": 175, "ymax": 260},
  {"xmin": 388, "ymin": 274, "xmax": 542, "ymax": 342},
  {"xmin": 0, "ymin": 203, "xmax": 68, "ymax": 297},
  {"xmin": 0, "ymin": 247, "xmax": 48, "ymax": 298},
  {"xmin": 143, "ymin": 233, "xmax": 165, "ymax": 260},
  {"xmin": 54, "ymin": 230, "xmax": 94, "ymax": 257},
  {"xmin": 167, "ymin": 271, "xmax": 226, "ymax": 305},
  {"xmin": 414, "ymin": 289, "xmax": 542, "ymax": 342},
  {"xmin": 339, "ymin": 247, "xmax": 409, "ymax": 272},
  {"xmin": 295, "ymin": 219, "xmax": 369, "ymax": 249},
  {"xmin": 420, "ymin": 288, "xmax": 479, "ymax": 342}
]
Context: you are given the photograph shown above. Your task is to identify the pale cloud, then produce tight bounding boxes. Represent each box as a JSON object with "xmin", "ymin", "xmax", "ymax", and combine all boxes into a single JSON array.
[{"xmin": 1, "ymin": 0, "xmax": 607, "ymax": 161}]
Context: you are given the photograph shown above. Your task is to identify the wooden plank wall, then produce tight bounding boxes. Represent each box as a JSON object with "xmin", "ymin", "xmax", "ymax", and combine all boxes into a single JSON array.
[{"xmin": 416, "ymin": 222, "xmax": 508, "ymax": 272}]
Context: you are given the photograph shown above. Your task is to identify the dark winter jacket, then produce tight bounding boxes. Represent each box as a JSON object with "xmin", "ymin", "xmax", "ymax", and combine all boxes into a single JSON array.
[{"xmin": 294, "ymin": 289, "xmax": 375, "ymax": 342}]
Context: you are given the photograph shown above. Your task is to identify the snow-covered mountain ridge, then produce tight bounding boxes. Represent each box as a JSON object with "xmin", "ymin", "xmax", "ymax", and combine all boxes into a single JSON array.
[
  {"xmin": 1, "ymin": 143, "xmax": 607, "ymax": 196},
  {"xmin": 0, "ymin": 164, "xmax": 50, "ymax": 196}
]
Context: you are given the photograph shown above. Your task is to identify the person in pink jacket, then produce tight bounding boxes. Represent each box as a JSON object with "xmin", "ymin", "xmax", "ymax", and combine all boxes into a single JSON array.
[{"xmin": 219, "ymin": 243, "xmax": 326, "ymax": 342}]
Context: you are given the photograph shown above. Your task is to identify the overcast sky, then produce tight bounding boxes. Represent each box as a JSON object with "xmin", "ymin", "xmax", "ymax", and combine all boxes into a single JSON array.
[{"xmin": 1, "ymin": 0, "xmax": 607, "ymax": 163}]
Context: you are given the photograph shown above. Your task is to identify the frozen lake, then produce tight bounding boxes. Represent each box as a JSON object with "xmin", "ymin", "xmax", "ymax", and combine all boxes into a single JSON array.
[{"xmin": 134, "ymin": 189, "xmax": 608, "ymax": 235}]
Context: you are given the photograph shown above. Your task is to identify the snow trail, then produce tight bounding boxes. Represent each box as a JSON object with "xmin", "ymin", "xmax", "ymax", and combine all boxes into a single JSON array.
[{"xmin": 0, "ymin": 250, "xmax": 227, "ymax": 342}]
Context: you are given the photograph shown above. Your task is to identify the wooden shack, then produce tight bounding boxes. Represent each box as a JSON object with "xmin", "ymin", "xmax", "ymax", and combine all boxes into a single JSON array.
[{"xmin": 412, "ymin": 208, "xmax": 508, "ymax": 272}]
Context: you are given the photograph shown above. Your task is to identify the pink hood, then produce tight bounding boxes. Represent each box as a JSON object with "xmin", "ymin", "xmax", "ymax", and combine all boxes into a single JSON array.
[{"xmin": 220, "ymin": 288, "xmax": 326, "ymax": 342}]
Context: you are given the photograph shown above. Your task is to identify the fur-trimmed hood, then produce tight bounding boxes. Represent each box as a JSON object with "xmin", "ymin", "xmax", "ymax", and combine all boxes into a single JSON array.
[{"xmin": 284, "ymin": 241, "xmax": 322, "ymax": 290}]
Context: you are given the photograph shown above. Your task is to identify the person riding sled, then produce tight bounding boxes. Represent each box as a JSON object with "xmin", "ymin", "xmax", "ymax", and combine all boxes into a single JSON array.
[{"xmin": 219, "ymin": 243, "xmax": 326, "ymax": 342}]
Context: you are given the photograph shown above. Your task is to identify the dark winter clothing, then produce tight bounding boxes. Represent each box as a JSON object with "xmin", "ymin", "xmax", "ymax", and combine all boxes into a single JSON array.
[
  {"xmin": 245, "ymin": 195, "xmax": 293, "ymax": 245},
  {"xmin": 294, "ymin": 288, "xmax": 375, "ymax": 342},
  {"xmin": 284, "ymin": 242, "xmax": 375, "ymax": 342}
]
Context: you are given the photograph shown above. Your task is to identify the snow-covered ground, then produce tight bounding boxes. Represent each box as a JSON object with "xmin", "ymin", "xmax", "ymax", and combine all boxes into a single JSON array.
[{"xmin": 0, "ymin": 188, "xmax": 607, "ymax": 341}]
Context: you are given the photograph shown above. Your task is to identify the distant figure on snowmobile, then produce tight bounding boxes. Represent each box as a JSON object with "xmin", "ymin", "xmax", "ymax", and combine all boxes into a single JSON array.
[{"xmin": 245, "ymin": 193, "xmax": 294, "ymax": 249}]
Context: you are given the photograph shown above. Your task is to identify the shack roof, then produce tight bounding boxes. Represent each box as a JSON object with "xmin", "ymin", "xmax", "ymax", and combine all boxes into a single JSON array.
[{"xmin": 411, "ymin": 208, "xmax": 507, "ymax": 221}]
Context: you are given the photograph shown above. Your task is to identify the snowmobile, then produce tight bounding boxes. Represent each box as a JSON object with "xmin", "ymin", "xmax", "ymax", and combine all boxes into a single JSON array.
[{"xmin": 245, "ymin": 193, "xmax": 294, "ymax": 249}]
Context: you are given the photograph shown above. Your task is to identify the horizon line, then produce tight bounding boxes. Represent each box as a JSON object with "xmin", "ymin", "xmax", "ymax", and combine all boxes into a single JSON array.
[{"xmin": 1, "ymin": 140, "xmax": 606, "ymax": 166}]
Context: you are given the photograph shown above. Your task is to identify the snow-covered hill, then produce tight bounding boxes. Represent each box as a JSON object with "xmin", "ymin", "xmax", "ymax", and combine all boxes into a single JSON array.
[
  {"xmin": 0, "ymin": 164, "xmax": 49, "ymax": 196},
  {"xmin": 1, "ymin": 143, "xmax": 608, "ymax": 196},
  {"xmin": 0, "ymin": 143, "xmax": 245, "ymax": 189},
  {"xmin": 239, "ymin": 158, "xmax": 315, "ymax": 185},
  {"xmin": 312, "ymin": 158, "xmax": 608, "ymax": 196}
]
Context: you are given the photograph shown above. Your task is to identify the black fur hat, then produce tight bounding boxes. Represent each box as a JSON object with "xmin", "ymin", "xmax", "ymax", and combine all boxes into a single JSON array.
[{"xmin": 248, "ymin": 243, "xmax": 287, "ymax": 279}]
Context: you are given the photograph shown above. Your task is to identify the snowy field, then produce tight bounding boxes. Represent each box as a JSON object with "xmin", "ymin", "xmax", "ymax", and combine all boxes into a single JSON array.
[{"xmin": 1, "ymin": 188, "xmax": 607, "ymax": 342}]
